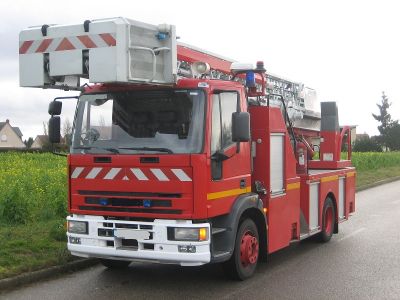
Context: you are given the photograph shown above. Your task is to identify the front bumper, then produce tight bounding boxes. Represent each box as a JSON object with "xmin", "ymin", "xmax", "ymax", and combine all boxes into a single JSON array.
[{"xmin": 67, "ymin": 215, "xmax": 211, "ymax": 266}]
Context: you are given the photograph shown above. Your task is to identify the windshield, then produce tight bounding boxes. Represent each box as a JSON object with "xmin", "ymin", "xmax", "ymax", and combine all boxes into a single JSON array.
[{"xmin": 71, "ymin": 89, "xmax": 205, "ymax": 154}]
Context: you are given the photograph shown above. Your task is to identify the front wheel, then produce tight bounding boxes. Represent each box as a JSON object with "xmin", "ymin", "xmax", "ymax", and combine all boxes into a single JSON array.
[
  {"xmin": 319, "ymin": 197, "xmax": 335, "ymax": 242},
  {"xmin": 223, "ymin": 219, "xmax": 259, "ymax": 280},
  {"xmin": 100, "ymin": 259, "xmax": 131, "ymax": 269}
]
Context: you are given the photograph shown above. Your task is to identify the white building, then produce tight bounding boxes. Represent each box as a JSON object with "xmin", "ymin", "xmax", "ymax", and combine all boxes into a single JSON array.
[{"xmin": 0, "ymin": 119, "xmax": 25, "ymax": 149}]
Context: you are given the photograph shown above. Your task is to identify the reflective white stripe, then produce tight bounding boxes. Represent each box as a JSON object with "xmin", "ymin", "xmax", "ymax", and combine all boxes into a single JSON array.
[
  {"xmin": 71, "ymin": 167, "xmax": 84, "ymax": 179},
  {"xmin": 86, "ymin": 167, "xmax": 102, "ymax": 179},
  {"xmin": 46, "ymin": 38, "xmax": 60, "ymax": 52},
  {"xmin": 104, "ymin": 168, "xmax": 121, "ymax": 180},
  {"xmin": 151, "ymin": 169, "xmax": 169, "ymax": 181},
  {"xmin": 131, "ymin": 168, "xmax": 149, "ymax": 181},
  {"xmin": 26, "ymin": 40, "xmax": 42, "ymax": 54},
  {"xmin": 171, "ymin": 169, "xmax": 192, "ymax": 181},
  {"xmin": 68, "ymin": 36, "xmax": 84, "ymax": 50},
  {"xmin": 90, "ymin": 34, "xmax": 108, "ymax": 48}
]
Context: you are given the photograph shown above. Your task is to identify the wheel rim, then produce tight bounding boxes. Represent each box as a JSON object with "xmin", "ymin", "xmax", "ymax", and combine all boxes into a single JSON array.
[
  {"xmin": 324, "ymin": 206, "xmax": 333, "ymax": 235},
  {"xmin": 240, "ymin": 230, "xmax": 259, "ymax": 267}
]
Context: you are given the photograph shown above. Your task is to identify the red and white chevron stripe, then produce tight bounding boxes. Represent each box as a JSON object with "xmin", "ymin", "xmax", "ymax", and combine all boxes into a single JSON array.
[
  {"xmin": 19, "ymin": 33, "xmax": 116, "ymax": 54},
  {"xmin": 70, "ymin": 167, "xmax": 192, "ymax": 182}
]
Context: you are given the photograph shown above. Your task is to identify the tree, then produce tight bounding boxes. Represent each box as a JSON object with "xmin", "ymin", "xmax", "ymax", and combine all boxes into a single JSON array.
[
  {"xmin": 352, "ymin": 136, "xmax": 382, "ymax": 152},
  {"xmin": 62, "ymin": 118, "xmax": 72, "ymax": 146},
  {"xmin": 43, "ymin": 121, "xmax": 48, "ymax": 136},
  {"xmin": 372, "ymin": 92, "xmax": 393, "ymax": 135},
  {"xmin": 24, "ymin": 137, "xmax": 34, "ymax": 148},
  {"xmin": 385, "ymin": 123, "xmax": 400, "ymax": 151},
  {"xmin": 372, "ymin": 92, "xmax": 399, "ymax": 150},
  {"xmin": 41, "ymin": 121, "xmax": 53, "ymax": 151}
]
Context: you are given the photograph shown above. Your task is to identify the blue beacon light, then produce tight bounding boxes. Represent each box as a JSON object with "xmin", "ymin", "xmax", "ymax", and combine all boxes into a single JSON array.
[
  {"xmin": 156, "ymin": 32, "xmax": 167, "ymax": 40},
  {"xmin": 246, "ymin": 71, "xmax": 256, "ymax": 88}
]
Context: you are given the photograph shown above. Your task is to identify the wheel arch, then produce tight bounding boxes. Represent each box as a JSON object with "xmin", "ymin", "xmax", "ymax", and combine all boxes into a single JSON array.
[
  {"xmin": 210, "ymin": 193, "xmax": 267, "ymax": 263},
  {"xmin": 325, "ymin": 191, "xmax": 338, "ymax": 234}
]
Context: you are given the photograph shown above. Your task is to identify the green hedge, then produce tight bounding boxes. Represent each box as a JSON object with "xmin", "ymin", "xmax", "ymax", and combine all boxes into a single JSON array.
[{"xmin": 350, "ymin": 152, "xmax": 400, "ymax": 171}]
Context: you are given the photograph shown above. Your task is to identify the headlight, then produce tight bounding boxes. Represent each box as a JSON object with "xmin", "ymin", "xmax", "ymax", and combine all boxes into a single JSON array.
[
  {"xmin": 68, "ymin": 221, "xmax": 88, "ymax": 234},
  {"xmin": 168, "ymin": 227, "xmax": 208, "ymax": 241}
]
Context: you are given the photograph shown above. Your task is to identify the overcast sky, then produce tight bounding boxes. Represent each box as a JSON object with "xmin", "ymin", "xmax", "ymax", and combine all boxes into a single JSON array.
[{"xmin": 1, "ymin": 0, "xmax": 399, "ymax": 139}]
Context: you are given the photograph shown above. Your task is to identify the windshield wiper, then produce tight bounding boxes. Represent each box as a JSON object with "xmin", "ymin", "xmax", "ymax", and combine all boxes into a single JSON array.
[
  {"xmin": 73, "ymin": 146, "xmax": 120, "ymax": 154},
  {"xmin": 118, "ymin": 147, "xmax": 173, "ymax": 154}
]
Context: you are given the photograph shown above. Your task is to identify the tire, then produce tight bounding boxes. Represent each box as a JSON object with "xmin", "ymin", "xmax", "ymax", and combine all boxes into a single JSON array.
[
  {"xmin": 222, "ymin": 219, "xmax": 259, "ymax": 280},
  {"xmin": 100, "ymin": 259, "xmax": 131, "ymax": 269},
  {"xmin": 319, "ymin": 197, "xmax": 335, "ymax": 242}
]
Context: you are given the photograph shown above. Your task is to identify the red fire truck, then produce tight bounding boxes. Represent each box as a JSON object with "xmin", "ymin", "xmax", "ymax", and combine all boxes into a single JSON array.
[{"xmin": 19, "ymin": 17, "xmax": 355, "ymax": 280}]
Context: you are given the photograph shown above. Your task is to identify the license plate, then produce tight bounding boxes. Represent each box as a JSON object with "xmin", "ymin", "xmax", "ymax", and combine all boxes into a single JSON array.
[{"xmin": 113, "ymin": 229, "xmax": 150, "ymax": 240}]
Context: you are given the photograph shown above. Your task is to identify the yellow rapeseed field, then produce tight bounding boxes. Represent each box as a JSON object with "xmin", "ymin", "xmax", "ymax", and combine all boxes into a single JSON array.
[{"xmin": 0, "ymin": 152, "xmax": 67, "ymax": 224}]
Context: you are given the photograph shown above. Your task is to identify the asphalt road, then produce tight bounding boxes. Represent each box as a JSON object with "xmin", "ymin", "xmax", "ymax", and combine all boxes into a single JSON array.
[{"xmin": 2, "ymin": 181, "xmax": 400, "ymax": 300}]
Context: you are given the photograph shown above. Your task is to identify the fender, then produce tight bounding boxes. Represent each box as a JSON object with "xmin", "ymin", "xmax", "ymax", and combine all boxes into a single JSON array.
[{"xmin": 210, "ymin": 193, "xmax": 267, "ymax": 263}]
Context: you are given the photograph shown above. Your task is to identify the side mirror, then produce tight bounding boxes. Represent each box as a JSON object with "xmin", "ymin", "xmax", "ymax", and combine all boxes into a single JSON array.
[
  {"xmin": 232, "ymin": 112, "xmax": 250, "ymax": 142},
  {"xmin": 49, "ymin": 116, "xmax": 61, "ymax": 143},
  {"xmin": 48, "ymin": 101, "xmax": 62, "ymax": 115}
]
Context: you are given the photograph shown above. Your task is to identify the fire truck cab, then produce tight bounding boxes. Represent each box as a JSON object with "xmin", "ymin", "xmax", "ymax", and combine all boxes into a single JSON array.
[{"xmin": 19, "ymin": 17, "xmax": 356, "ymax": 280}]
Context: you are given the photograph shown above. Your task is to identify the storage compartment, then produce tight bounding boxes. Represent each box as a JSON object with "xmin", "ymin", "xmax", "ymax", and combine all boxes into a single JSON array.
[{"xmin": 309, "ymin": 182, "xmax": 319, "ymax": 231}]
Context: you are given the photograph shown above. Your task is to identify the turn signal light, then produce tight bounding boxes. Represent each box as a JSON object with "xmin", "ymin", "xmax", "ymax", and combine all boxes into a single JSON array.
[{"xmin": 199, "ymin": 228, "xmax": 207, "ymax": 241}]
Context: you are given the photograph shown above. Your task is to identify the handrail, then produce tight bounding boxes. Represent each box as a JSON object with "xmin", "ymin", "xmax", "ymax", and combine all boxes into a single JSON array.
[{"xmin": 337, "ymin": 126, "xmax": 352, "ymax": 161}]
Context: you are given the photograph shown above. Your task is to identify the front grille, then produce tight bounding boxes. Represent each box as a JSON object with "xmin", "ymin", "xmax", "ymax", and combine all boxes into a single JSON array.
[
  {"xmin": 85, "ymin": 197, "xmax": 171, "ymax": 208},
  {"xmin": 79, "ymin": 206, "xmax": 182, "ymax": 214},
  {"xmin": 115, "ymin": 223, "xmax": 138, "ymax": 229},
  {"xmin": 98, "ymin": 228, "xmax": 114, "ymax": 237},
  {"xmin": 99, "ymin": 222, "xmax": 153, "ymax": 232},
  {"xmin": 121, "ymin": 239, "xmax": 138, "ymax": 248},
  {"xmin": 78, "ymin": 190, "xmax": 181, "ymax": 198},
  {"xmin": 97, "ymin": 221, "xmax": 154, "ymax": 241},
  {"xmin": 78, "ymin": 191, "xmax": 185, "ymax": 215}
]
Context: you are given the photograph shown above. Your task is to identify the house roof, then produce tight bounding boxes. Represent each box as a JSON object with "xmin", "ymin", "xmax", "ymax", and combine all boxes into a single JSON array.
[
  {"xmin": 13, "ymin": 127, "xmax": 23, "ymax": 137},
  {"xmin": 0, "ymin": 121, "xmax": 23, "ymax": 137},
  {"xmin": 35, "ymin": 135, "xmax": 48, "ymax": 143}
]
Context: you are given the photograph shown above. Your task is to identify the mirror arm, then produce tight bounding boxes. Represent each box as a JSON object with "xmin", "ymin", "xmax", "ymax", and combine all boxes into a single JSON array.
[
  {"xmin": 211, "ymin": 150, "xmax": 229, "ymax": 162},
  {"xmin": 53, "ymin": 96, "xmax": 79, "ymax": 102}
]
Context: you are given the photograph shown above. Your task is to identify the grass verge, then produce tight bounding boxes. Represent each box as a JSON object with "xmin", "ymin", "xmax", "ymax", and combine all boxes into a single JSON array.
[
  {"xmin": 0, "ymin": 219, "xmax": 73, "ymax": 280},
  {"xmin": 356, "ymin": 165, "xmax": 400, "ymax": 188}
]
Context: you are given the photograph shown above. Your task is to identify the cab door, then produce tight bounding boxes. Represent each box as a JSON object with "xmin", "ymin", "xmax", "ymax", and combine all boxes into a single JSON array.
[{"xmin": 207, "ymin": 90, "xmax": 251, "ymax": 217}]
